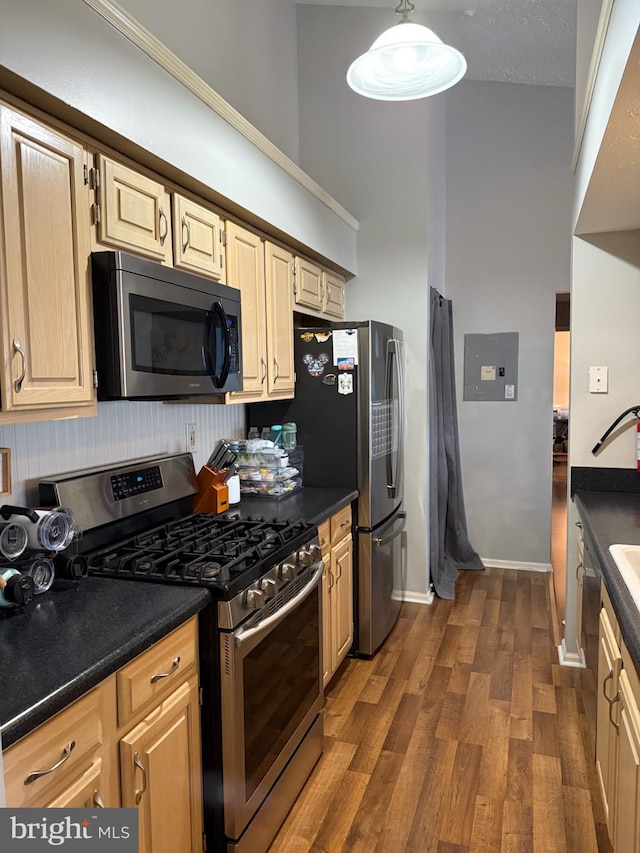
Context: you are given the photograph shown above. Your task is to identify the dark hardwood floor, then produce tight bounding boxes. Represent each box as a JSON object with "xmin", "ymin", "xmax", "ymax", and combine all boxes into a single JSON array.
[{"xmin": 269, "ymin": 566, "xmax": 612, "ymax": 853}]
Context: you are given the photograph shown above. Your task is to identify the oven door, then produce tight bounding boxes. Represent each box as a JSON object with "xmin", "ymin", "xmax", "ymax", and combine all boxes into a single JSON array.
[{"xmin": 220, "ymin": 563, "xmax": 323, "ymax": 843}]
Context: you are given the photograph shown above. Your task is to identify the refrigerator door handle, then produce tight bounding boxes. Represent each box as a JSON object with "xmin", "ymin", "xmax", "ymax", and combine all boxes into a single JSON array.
[
  {"xmin": 373, "ymin": 511, "xmax": 407, "ymax": 547},
  {"xmin": 386, "ymin": 338, "xmax": 405, "ymax": 500}
]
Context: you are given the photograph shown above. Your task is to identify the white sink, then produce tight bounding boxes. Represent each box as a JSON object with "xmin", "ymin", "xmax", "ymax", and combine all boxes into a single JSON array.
[{"xmin": 609, "ymin": 544, "xmax": 640, "ymax": 610}]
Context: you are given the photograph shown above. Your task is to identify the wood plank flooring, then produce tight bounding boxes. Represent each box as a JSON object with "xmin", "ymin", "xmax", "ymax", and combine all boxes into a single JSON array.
[{"xmin": 268, "ymin": 567, "xmax": 612, "ymax": 853}]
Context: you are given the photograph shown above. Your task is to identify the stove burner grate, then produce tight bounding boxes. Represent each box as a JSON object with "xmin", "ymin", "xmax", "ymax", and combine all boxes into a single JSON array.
[{"xmin": 86, "ymin": 514, "xmax": 312, "ymax": 592}]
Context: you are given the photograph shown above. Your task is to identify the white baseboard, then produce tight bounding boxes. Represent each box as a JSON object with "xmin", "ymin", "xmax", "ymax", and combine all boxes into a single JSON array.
[
  {"xmin": 557, "ymin": 639, "xmax": 587, "ymax": 668},
  {"xmin": 481, "ymin": 558, "xmax": 552, "ymax": 573},
  {"xmin": 392, "ymin": 589, "xmax": 435, "ymax": 605}
]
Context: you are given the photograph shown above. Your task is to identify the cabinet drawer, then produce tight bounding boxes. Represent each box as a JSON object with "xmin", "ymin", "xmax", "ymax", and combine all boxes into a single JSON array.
[
  {"xmin": 318, "ymin": 520, "xmax": 330, "ymax": 558},
  {"xmin": 4, "ymin": 679, "xmax": 114, "ymax": 807},
  {"xmin": 116, "ymin": 618, "xmax": 198, "ymax": 726},
  {"xmin": 330, "ymin": 505, "xmax": 352, "ymax": 544}
]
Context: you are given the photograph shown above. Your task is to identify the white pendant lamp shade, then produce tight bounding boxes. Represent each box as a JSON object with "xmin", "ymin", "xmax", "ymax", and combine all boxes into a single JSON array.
[{"xmin": 347, "ymin": 18, "xmax": 467, "ymax": 101}]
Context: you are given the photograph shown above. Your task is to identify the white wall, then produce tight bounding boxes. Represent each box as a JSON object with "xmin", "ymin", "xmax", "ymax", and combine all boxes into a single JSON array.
[
  {"xmin": 0, "ymin": 0, "xmax": 357, "ymax": 273},
  {"xmin": 118, "ymin": 0, "xmax": 300, "ymax": 162},
  {"xmin": 445, "ymin": 80, "xmax": 574, "ymax": 569},
  {"xmin": 297, "ymin": 4, "xmax": 432, "ymax": 597},
  {"xmin": 0, "ymin": 402, "xmax": 245, "ymax": 506},
  {"xmin": 562, "ymin": 1, "xmax": 640, "ymax": 661}
]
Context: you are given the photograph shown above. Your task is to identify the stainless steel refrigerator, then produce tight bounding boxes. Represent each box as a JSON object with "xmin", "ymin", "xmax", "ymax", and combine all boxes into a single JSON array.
[{"xmin": 250, "ymin": 320, "xmax": 405, "ymax": 656}]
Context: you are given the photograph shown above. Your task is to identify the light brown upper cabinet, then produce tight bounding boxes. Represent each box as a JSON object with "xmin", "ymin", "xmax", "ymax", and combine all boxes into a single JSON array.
[
  {"xmin": 265, "ymin": 242, "xmax": 295, "ymax": 398},
  {"xmin": 225, "ymin": 224, "xmax": 294, "ymax": 403},
  {"xmin": 293, "ymin": 256, "xmax": 346, "ymax": 321},
  {"xmin": 94, "ymin": 153, "xmax": 172, "ymax": 263},
  {"xmin": 293, "ymin": 256, "xmax": 323, "ymax": 312},
  {"xmin": 172, "ymin": 193, "xmax": 225, "ymax": 282},
  {"xmin": 322, "ymin": 270, "xmax": 346, "ymax": 319},
  {"xmin": 0, "ymin": 103, "xmax": 95, "ymax": 413}
]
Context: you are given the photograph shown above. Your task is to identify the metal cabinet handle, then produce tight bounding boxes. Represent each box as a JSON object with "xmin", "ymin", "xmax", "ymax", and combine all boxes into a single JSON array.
[
  {"xmin": 328, "ymin": 568, "xmax": 334, "ymax": 590},
  {"xmin": 273, "ymin": 359, "xmax": 280, "ymax": 382},
  {"xmin": 608, "ymin": 692, "xmax": 620, "ymax": 730},
  {"xmin": 158, "ymin": 206, "xmax": 168, "ymax": 247},
  {"xmin": 181, "ymin": 216, "xmax": 191, "ymax": 252},
  {"xmin": 150, "ymin": 656, "xmax": 180, "ymax": 683},
  {"xmin": 93, "ymin": 789, "xmax": 105, "ymax": 808},
  {"xmin": 133, "ymin": 752, "xmax": 147, "ymax": 804},
  {"xmin": 340, "ymin": 520, "xmax": 350, "ymax": 528},
  {"xmin": 603, "ymin": 669, "xmax": 614, "ymax": 701},
  {"xmin": 335, "ymin": 558, "xmax": 342, "ymax": 580},
  {"xmin": 24, "ymin": 740, "xmax": 76, "ymax": 785},
  {"xmin": 575, "ymin": 521, "xmax": 583, "ymax": 529},
  {"xmin": 261, "ymin": 358, "xmax": 267, "ymax": 384},
  {"xmin": 576, "ymin": 561, "xmax": 584, "ymax": 583},
  {"xmin": 13, "ymin": 337, "xmax": 26, "ymax": 393}
]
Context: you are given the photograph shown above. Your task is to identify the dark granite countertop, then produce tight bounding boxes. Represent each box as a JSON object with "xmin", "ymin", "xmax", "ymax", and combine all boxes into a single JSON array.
[
  {"xmin": 0, "ymin": 487, "xmax": 355, "ymax": 751},
  {"xmin": 0, "ymin": 577, "xmax": 211, "ymax": 749},
  {"xmin": 226, "ymin": 486, "xmax": 358, "ymax": 526},
  {"xmin": 574, "ymin": 489, "xmax": 640, "ymax": 672}
]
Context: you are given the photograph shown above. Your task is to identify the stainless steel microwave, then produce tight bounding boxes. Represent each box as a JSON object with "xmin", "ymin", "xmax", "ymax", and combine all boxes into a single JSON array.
[{"xmin": 91, "ymin": 251, "xmax": 242, "ymax": 400}]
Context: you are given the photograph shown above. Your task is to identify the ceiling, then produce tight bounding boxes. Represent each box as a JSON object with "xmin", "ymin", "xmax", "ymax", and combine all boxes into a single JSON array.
[{"xmin": 296, "ymin": 0, "xmax": 577, "ymax": 87}]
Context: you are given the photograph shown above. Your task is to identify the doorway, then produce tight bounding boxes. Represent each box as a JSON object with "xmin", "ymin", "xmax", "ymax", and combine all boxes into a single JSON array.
[{"xmin": 552, "ymin": 293, "xmax": 570, "ymax": 621}]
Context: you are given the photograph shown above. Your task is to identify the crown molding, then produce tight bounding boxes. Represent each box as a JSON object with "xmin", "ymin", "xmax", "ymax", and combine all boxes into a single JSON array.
[{"xmin": 82, "ymin": 0, "xmax": 359, "ymax": 231}]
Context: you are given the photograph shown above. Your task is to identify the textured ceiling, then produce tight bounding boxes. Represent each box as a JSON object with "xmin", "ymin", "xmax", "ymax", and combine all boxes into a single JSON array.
[{"xmin": 296, "ymin": 0, "xmax": 577, "ymax": 87}]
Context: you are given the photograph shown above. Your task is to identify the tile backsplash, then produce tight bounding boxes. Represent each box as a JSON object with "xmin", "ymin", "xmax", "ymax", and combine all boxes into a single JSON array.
[{"xmin": 0, "ymin": 400, "xmax": 245, "ymax": 506}]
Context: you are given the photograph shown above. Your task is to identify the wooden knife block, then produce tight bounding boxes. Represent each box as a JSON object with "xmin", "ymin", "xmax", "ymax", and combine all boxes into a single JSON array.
[{"xmin": 192, "ymin": 466, "xmax": 229, "ymax": 514}]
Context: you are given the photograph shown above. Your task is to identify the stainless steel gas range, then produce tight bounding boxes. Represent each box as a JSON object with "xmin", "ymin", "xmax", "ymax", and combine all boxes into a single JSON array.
[{"xmin": 38, "ymin": 452, "xmax": 324, "ymax": 853}]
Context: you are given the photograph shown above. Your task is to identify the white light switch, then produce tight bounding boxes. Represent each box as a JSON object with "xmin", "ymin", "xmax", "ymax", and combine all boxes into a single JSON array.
[{"xmin": 589, "ymin": 366, "xmax": 608, "ymax": 393}]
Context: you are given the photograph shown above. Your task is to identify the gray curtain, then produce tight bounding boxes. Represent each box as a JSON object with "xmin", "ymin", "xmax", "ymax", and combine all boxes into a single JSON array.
[{"xmin": 429, "ymin": 287, "xmax": 483, "ymax": 599}]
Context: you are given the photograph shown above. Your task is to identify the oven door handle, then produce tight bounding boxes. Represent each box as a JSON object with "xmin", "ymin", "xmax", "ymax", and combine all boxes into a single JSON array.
[{"xmin": 233, "ymin": 562, "xmax": 324, "ymax": 649}]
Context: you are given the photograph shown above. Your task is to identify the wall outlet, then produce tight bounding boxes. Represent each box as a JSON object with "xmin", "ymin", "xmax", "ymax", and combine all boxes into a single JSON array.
[{"xmin": 185, "ymin": 422, "xmax": 197, "ymax": 452}]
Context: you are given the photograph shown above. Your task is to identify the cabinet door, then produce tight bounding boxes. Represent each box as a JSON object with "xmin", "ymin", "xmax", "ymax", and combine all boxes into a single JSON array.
[
  {"xmin": 615, "ymin": 671, "xmax": 640, "ymax": 853},
  {"xmin": 0, "ymin": 106, "xmax": 94, "ymax": 409},
  {"xmin": 294, "ymin": 256, "xmax": 323, "ymax": 311},
  {"xmin": 322, "ymin": 271, "xmax": 345, "ymax": 319},
  {"xmin": 120, "ymin": 676, "xmax": 203, "ymax": 853},
  {"xmin": 596, "ymin": 606, "xmax": 622, "ymax": 833},
  {"xmin": 226, "ymin": 222, "xmax": 268, "ymax": 402},
  {"xmin": 265, "ymin": 242, "xmax": 294, "ymax": 398},
  {"xmin": 173, "ymin": 194, "xmax": 224, "ymax": 280},
  {"xmin": 96, "ymin": 154, "xmax": 171, "ymax": 263},
  {"xmin": 332, "ymin": 534, "xmax": 353, "ymax": 668}
]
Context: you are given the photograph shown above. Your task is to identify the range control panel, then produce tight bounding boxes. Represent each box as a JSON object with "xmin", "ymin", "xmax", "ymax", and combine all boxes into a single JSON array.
[{"xmin": 111, "ymin": 465, "xmax": 164, "ymax": 502}]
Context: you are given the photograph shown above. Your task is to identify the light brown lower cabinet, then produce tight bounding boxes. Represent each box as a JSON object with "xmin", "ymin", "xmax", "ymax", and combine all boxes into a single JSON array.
[
  {"xmin": 3, "ymin": 618, "xmax": 203, "ymax": 853},
  {"xmin": 319, "ymin": 505, "xmax": 354, "ymax": 688},
  {"xmin": 596, "ymin": 584, "xmax": 640, "ymax": 850}
]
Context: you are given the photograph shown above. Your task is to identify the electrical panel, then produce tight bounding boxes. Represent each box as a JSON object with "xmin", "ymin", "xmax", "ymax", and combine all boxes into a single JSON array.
[{"xmin": 463, "ymin": 332, "xmax": 519, "ymax": 402}]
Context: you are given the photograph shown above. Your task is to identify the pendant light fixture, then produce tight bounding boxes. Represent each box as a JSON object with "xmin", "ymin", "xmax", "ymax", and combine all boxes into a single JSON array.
[{"xmin": 346, "ymin": 0, "xmax": 467, "ymax": 101}]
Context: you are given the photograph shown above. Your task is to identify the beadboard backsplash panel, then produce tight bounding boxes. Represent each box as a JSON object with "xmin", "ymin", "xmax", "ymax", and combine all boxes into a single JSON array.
[{"xmin": 0, "ymin": 401, "xmax": 245, "ymax": 506}]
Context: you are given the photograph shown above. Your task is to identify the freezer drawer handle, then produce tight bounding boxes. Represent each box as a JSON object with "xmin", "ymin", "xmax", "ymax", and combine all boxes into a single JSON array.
[{"xmin": 373, "ymin": 512, "xmax": 407, "ymax": 547}]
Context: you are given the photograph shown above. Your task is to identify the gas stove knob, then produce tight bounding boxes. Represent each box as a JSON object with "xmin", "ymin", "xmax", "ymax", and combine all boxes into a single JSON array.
[
  {"xmin": 307, "ymin": 544, "xmax": 322, "ymax": 563},
  {"xmin": 246, "ymin": 588, "xmax": 266, "ymax": 609},
  {"xmin": 297, "ymin": 547, "xmax": 315, "ymax": 567},
  {"xmin": 260, "ymin": 577, "xmax": 278, "ymax": 599},
  {"xmin": 280, "ymin": 562, "xmax": 296, "ymax": 582}
]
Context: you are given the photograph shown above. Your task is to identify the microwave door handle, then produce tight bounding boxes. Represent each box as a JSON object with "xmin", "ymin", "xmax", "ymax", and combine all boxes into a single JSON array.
[{"xmin": 207, "ymin": 301, "xmax": 231, "ymax": 388}]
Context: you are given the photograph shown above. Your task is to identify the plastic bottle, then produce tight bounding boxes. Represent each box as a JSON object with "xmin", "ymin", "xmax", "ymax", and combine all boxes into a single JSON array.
[
  {"xmin": 271, "ymin": 424, "xmax": 284, "ymax": 448},
  {"xmin": 248, "ymin": 427, "xmax": 260, "ymax": 440},
  {"xmin": 282, "ymin": 422, "xmax": 297, "ymax": 450},
  {"xmin": 260, "ymin": 427, "xmax": 271, "ymax": 441}
]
